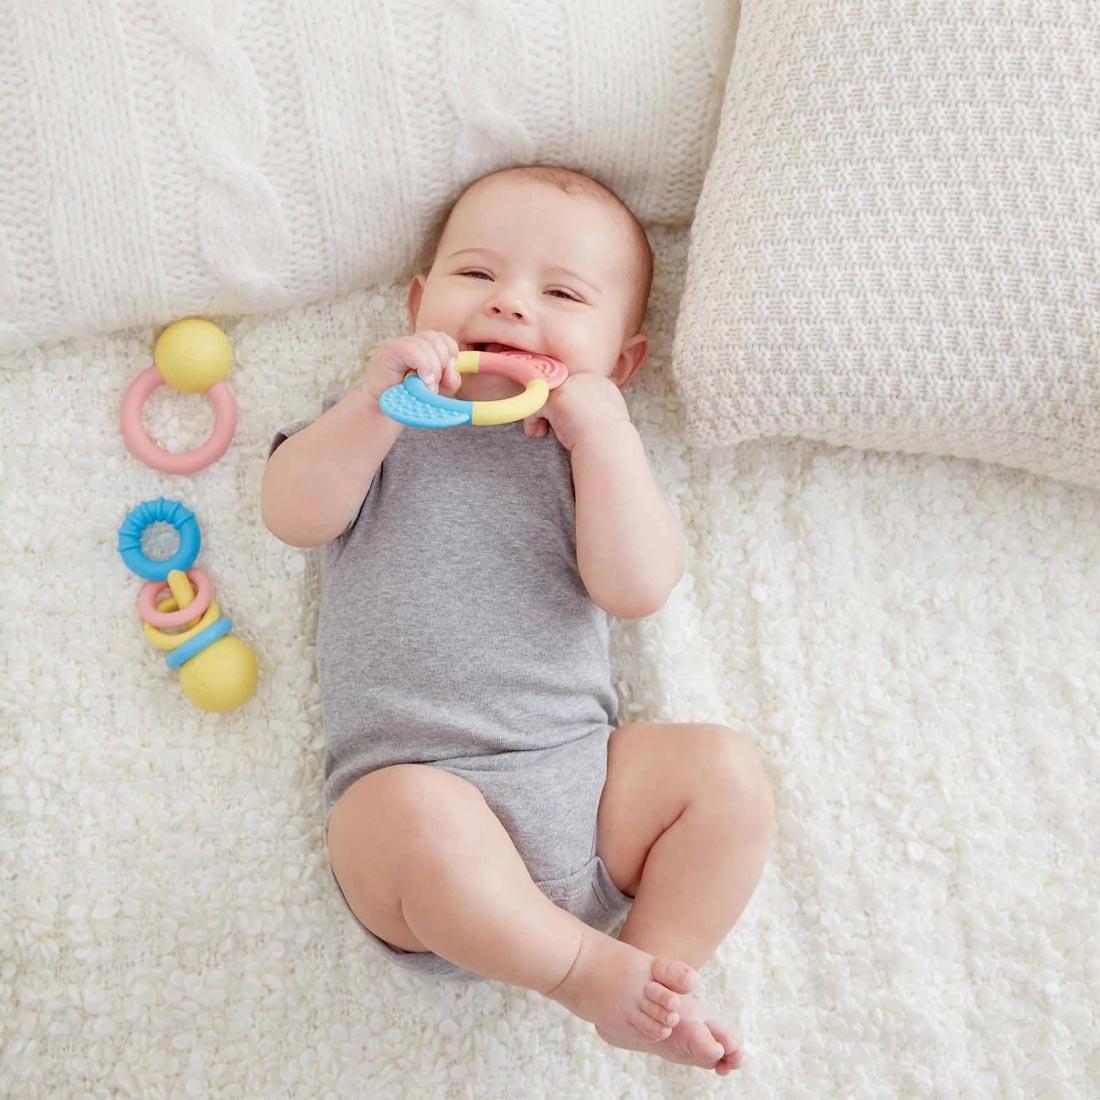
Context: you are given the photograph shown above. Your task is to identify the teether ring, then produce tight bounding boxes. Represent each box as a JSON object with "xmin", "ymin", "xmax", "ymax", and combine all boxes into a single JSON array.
[
  {"xmin": 117, "ymin": 497, "xmax": 202, "ymax": 580},
  {"xmin": 379, "ymin": 349, "xmax": 568, "ymax": 428},
  {"xmin": 120, "ymin": 318, "xmax": 238, "ymax": 474},
  {"xmin": 117, "ymin": 497, "xmax": 258, "ymax": 712}
]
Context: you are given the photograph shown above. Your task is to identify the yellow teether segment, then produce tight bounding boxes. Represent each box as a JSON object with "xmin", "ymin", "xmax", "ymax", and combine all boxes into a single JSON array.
[
  {"xmin": 154, "ymin": 318, "xmax": 234, "ymax": 394},
  {"xmin": 166, "ymin": 569, "xmax": 195, "ymax": 611},
  {"xmin": 144, "ymin": 598, "xmax": 221, "ymax": 650},
  {"xmin": 470, "ymin": 379, "xmax": 550, "ymax": 425}
]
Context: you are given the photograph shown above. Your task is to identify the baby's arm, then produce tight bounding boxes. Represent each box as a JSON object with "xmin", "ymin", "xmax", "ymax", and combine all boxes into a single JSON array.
[
  {"xmin": 261, "ymin": 386, "xmax": 402, "ymax": 547},
  {"xmin": 571, "ymin": 422, "xmax": 685, "ymax": 619},
  {"xmin": 262, "ymin": 331, "xmax": 459, "ymax": 548}
]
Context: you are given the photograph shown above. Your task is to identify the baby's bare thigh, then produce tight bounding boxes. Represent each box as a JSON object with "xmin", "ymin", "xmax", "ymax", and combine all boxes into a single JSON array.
[{"xmin": 325, "ymin": 763, "xmax": 496, "ymax": 952}]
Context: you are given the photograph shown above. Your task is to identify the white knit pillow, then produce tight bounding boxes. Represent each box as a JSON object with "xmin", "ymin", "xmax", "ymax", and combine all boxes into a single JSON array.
[
  {"xmin": 0, "ymin": 0, "xmax": 737, "ymax": 353},
  {"xmin": 670, "ymin": 0, "xmax": 1100, "ymax": 489}
]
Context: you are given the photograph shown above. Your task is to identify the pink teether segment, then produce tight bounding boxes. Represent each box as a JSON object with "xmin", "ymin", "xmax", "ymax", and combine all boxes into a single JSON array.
[{"xmin": 477, "ymin": 350, "xmax": 569, "ymax": 388}]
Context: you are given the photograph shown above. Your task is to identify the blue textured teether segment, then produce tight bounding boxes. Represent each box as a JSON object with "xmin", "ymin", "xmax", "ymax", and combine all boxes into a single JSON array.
[{"xmin": 378, "ymin": 374, "xmax": 472, "ymax": 428}]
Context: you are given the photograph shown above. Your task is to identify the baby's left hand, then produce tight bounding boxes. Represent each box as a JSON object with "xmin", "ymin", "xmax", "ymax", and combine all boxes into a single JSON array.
[{"xmin": 523, "ymin": 373, "xmax": 632, "ymax": 451}]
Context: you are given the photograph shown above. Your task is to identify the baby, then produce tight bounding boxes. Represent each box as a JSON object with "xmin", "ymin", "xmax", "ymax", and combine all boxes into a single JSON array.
[{"xmin": 261, "ymin": 165, "xmax": 775, "ymax": 1075}]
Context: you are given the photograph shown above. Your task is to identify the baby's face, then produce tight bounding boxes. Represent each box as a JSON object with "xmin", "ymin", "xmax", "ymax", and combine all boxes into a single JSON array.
[{"xmin": 408, "ymin": 175, "xmax": 647, "ymax": 387}]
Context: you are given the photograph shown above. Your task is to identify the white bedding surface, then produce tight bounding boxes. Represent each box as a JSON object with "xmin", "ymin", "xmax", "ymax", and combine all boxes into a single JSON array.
[{"xmin": 2, "ymin": 227, "xmax": 1096, "ymax": 1097}]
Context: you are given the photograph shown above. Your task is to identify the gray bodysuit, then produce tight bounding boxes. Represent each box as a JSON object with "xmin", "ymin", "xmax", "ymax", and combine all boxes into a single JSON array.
[{"xmin": 271, "ymin": 390, "xmax": 633, "ymax": 981}]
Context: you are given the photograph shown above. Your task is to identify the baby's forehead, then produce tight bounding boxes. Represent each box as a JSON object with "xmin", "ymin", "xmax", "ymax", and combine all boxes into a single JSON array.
[
  {"xmin": 453, "ymin": 189, "xmax": 634, "ymax": 271},
  {"xmin": 459, "ymin": 176, "xmax": 630, "ymax": 237}
]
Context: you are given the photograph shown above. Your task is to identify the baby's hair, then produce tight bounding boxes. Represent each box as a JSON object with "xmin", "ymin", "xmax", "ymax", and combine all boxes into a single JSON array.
[{"xmin": 415, "ymin": 164, "xmax": 654, "ymax": 335}]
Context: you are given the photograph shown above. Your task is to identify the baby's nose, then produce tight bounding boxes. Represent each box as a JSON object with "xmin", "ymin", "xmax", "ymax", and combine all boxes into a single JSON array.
[{"xmin": 489, "ymin": 302, "xmax": 526, "ymax": 319}]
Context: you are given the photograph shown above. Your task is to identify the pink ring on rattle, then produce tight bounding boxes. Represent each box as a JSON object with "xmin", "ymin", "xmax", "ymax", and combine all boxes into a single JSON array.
[
  {"xmin": 120, "ymin": 368, "xmax": 236, "ymax": 475},
  {"xmin": 119, "ymin": 318, "xmax": 238, "ymax": 475},
  {"xmin": 138, "ymin": 567, "xmax": 213, "ymax": 628}
]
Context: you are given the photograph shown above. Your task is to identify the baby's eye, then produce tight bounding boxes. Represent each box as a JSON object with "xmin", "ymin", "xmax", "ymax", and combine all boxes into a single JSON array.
[{"xmin": 459, "ymin": 270, "xmax": 580, "ymax": 302}]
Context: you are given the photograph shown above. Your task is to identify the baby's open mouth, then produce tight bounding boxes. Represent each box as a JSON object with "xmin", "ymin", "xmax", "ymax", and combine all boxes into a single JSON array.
[{"xmin": 465, "ymin": 341, "xmax": 536, "ymax": 355}]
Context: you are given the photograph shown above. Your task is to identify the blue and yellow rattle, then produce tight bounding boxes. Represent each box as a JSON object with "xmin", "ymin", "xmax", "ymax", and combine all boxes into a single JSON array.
[
  {"xmin": 117, "ymin": 498, "xmax": 258, "ymax": 712},
  {"xmin": 379, "ymin": 348, "xmax": 568, "ymax": 428}
]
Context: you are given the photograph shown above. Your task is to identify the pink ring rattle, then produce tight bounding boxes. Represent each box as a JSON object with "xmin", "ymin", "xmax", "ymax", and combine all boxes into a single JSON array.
[
  {"xmin": 138, "ymin": 567, "xmax": 213, "ymax": 628},
  {"xmin": 120, "ymin": 319, "xmax": 237, "ymax": 475}
]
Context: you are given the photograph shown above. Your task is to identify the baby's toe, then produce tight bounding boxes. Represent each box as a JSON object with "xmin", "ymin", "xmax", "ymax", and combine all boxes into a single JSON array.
[
  {"xmin": 639, "ymin": 998, "xmax": 679, "ymax": 1030},
  {"xmin": 644, "ymin": 980, "xmax": 681, "ymax": 1013},
  {"xmin": 685, "ymin": 1023, "xmax": 725, "ymax": 1064},
  {"xmin": 650, "ymin": 957, "xmax": 697, "ymax": 994},
  {"xmin": 708, "ymin": 1022, "xmax": 743, "ymax": 1072},
  {"xmin": 629, "ymin": 1008, "xmax": 673, "ymax": 1043}
]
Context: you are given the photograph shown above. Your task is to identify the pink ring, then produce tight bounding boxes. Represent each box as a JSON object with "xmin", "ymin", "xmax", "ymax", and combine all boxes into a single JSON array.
[
  {"xmin": 137, "ymin": 568, "xmax": 213, "ymax": 628},
  {"xmin": 120, "ymin": 366, "xmax": 237, "ymax": 475}
]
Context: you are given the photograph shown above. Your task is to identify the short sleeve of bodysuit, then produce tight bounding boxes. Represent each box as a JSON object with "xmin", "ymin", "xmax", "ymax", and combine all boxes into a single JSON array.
[{"xmin": 269, "ymin": 390, "xmax": 619, "ymax": 816}]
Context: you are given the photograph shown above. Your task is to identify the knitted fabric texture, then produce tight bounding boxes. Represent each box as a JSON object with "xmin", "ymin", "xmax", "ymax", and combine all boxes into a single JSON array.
[
  {"xmin": 0, "ymin": 0, "xmax": 736, "ymax": 353},
  {"xmin": 670, "ymin": 0, "xmax": 1100, "ymax": 490},
  {"xmin": 2, "ymin": 227, "xmax": 1096, "ymax": 1094}
]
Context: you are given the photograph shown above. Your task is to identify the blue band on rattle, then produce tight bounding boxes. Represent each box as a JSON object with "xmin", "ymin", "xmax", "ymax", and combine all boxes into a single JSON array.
[
  {"xmin": 165, "ymin": 615, "xmax": 232, "ymax": 668},
  {"xmin": 117, "ymin": 498, "xmax": 202, "ymax": 581}
]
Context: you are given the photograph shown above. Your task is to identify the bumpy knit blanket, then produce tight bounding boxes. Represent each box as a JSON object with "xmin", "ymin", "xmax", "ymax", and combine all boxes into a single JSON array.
[{"xmin": 2, "ymin": 227, "xmax": 1095, "ymax": 1097}]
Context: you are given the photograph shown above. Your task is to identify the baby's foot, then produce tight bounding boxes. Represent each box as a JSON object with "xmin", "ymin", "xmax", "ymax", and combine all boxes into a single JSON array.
[
  {"xmin": 600, "ymin": 985, "xmax": 744, "ymax": 1075},
  {"xmin": 545, "ymin": 927, "xmax": 697, "ymax": 1051}
]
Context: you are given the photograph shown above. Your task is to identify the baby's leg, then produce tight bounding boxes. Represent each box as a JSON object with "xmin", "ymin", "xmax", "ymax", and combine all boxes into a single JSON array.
[{"xmin": 327, "ymin": 764, "xmax": 700, "ymax": 1052}]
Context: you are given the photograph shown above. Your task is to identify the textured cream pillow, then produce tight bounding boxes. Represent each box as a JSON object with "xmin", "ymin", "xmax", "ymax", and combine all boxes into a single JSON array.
[
  {"xmin": 0, "ymin": 0, "xmax": 737, "ymax": 352},
  {"xmin": 670, "ymin": 0, "xmax": 1100, "ymax": 489}
]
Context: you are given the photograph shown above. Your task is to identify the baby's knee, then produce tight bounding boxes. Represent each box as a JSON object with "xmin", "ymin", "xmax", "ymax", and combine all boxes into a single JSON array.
[{"xmin": 697, "ymin": 726, "xmax": 776, "ymax": 834}]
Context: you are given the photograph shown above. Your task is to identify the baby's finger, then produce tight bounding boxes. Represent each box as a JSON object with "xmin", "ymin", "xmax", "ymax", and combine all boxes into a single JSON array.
[
  {"xmin": 420, "ymin": 330, "xmax": 454, "ymax": 371},
  {"xmin": 412, "ymin": 350, "xmax": 442, "ymax": 392},
  {"xmin": 439, "ymin": 361, "xmax": 460, "ymax": 395},
  {"xmin": 431, "ymin": 333, "xmax": 463, "ymax": 392},
  {"xmin": 444, "ymin": 352, "xmax": 462, "ymax": 393}
]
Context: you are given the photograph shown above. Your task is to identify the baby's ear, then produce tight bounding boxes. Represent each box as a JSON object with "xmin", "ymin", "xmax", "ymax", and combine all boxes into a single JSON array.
[
  {"xmin": 406, "ymin": 275, "xmax": 426, "ymax": 328},
  {"xmin": 612, "ymin": 333, "xmax": 648, "ymax": 389}
]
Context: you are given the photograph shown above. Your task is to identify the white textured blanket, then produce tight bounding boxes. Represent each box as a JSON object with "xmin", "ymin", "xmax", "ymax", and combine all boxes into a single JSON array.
[{"xmin": 2, "ymin": 228, "xmax": 1096, "ymax": 1097}]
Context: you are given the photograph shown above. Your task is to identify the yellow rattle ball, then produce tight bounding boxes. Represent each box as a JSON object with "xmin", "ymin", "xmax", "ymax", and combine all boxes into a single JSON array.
[
  {"xmin": 178, "ymin": 635, "xmax": 259, "ymax": 713},
  {"xmin": 154, "ymin": 318, "xmax": 234, "ymax": 394}
]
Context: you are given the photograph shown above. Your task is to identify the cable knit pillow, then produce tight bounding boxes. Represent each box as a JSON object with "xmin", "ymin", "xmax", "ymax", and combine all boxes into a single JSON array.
[
  {"xmin": 0, "ymin": 0, "xmax": 737, "ymax": 353},
  {"xmin": 670, "ymin": 1, "xmax": 1100, "ymax": 490}
]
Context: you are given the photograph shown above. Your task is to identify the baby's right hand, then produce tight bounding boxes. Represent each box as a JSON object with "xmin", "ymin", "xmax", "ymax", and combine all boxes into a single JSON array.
[{"xmin": 362, "ymin": 330, "xmax": 462, "ymax": 405}]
